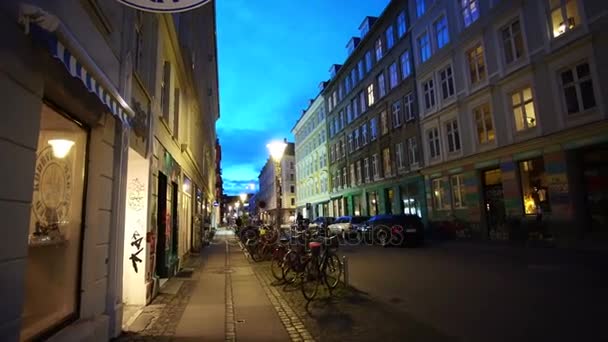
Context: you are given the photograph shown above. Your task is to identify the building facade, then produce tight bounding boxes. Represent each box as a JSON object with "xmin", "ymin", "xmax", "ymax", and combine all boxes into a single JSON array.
[
  {"xmin": 292, "ymin": 94, "xmax": 331, "ymax": 219},
  {"xmin": 0, "ymin": 1, "xmax": 219, "ymax": 341},
  {"xmin": 324, "ymin": 0, "xmax": 426, "ymax": 221},
  {"xmin": 257, "ymin": 143, "xmax": 297, "ymax": 225},
  {"xmin": 411, "ymin": 0, "xmax": 608, "ymax": 244}
]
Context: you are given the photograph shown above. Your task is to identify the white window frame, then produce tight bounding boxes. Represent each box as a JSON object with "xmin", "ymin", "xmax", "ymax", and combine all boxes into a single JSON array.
[
  {"xmin": 392, "ymin": 100, "xmax": 402, "ymax": 128},
  {"xmin": 404, "ymin": 92, "xmax": 416, "ymax": 121},
  {"xmin": 467, "ymin": 43, "xmax": 486, "ymax": 86},
  {"xmin": 401, "ymin": 50, "xmax": 412, "ymax": 79},
  {"xmin": 364, "ymin": 158, "xmax": 370, "ymax": 182},
  {"xmin": 501, "ymin": 18, "xmax": 525, "ymax": 65},
  {"xmin": 427, "ymin": 127, "xmax": 441, "ymax": 159},
  {"xmin": 511, "ymin": 86, "xmax": 537, "ymax": 132},
  {"xmin": 422, "ymin": 78, "xmax": 436, "ymax": 111},
  {"xmin": 461, "ymin": 0, "xmax": 480, "ymax": 28},
  {"xmin": 473, "ymin": 103, "xmax": 495, "ymax": 144},
  {"xmin": 407, "ymin": 137, "xmax": 419, "ymax": 166},
  {"xmin": 559, "ymin": 61, "xmax": 596, "ymax": 115},
  {"xmin": 451, "ymin": 174, "xmax": 466, "ymax": 208},
  {"xmin": 370, "ymin": 117, "xmax": 378, "ymax": 141},
  {"xmin": 375, "ymin": 37, "xmax": 384, "ymax": 62},
  {"xmin": 434, "ymin": 14, "xmax": 449, "ymax": 49},
  {"xmin": 439, "ymin": 64, "xmax": 455, "ymax": 100},
  {"xmin": 418, "ymin": 32, "xmax": 431, "ymax": 63},
  {"xmin": 389, "ymin": 62, "xmax": 399, "ymax": 89},
  {"xmin": 377, "ymin": 72, "xmax": 387, "ymax": 98},
  {"xmin": 396, "ymin": 142, "xmax": 405, "ymax": 170},
  {"xmin": 367, "ymin": 83, "xmax": 375, "ymax": 106},
  {"xmin": 445, "ymin": 119, "xmax": 461, "ymax": 153}
]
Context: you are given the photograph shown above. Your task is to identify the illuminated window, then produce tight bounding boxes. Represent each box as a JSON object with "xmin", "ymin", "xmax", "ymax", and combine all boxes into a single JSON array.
[
  {"xmin": 367, "ymin": 83, "xmax": 375, "ymax": 106},
  {"xmin": 467, "ymin": 44, "xmax": 486, "ymax": 85},
  {"xmin": 451, "ymin": 174, "xmax": 466, "ymax": 208},
  {"xmin": 432, "ymin": 178, "xmax": 450, "ymax": 210},
  {"xmin": 473, "ymin": 103, "xmax": 495, "ymax": 144},
  {"xmin": 511, "ymin": 87, "xmax": 537, "ymax": 131},
  {"xmin": 519, "ymin": 158, "xmax": 551, "ymax": 215},
  {"xmin": 549, "ymin": 0, "xmax": 580, "ymax": 38},
  {"xmin": 416, "ymin": 0, "xmax": 426, "ymax": 17}
]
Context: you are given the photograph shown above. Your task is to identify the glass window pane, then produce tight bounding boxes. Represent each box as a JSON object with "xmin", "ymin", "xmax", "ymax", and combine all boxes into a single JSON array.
[
  {"xmin": 514, "ymin": 107, "xmax": 524, "ymax": 131},
  {"xmin": 525, "ymin": 102, "xmax": 536, "ymax": 127},
  {"xmin": 563, "ymin": 86, "xmax": 580, "ymax": 113},
  {"xmin": 511, "ymin": 93, "xmax": 521, "ymax": 106},
  {"xmin": 561, "ymin": 69, "xmax": 574, "ymax": 84},
  {"xmin": 566, "ymin": 0, "xmax": 580, "ymax": 29},
  {"xmin": 523, "ymin": 87, "xmax": 533, "ymax": 101},
  {"xmin": 551, "ymin": 8, "xmax": 565, "ymax": 37},
  {"xmin": 580, "ymin": 80, "xmax": 596, "ymax": 110},
  {"xmin": 576, "ymin": 63, "xmax": 590, "ymax": 78}
]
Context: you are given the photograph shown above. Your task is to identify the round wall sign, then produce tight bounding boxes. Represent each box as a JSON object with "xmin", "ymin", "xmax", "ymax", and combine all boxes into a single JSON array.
[{"xmin": 116, "ymin": 0, "xmax": 212, "ymax": 13}]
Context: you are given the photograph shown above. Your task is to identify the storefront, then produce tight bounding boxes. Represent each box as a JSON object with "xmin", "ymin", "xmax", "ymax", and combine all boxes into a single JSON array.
[{"xmin": 3, "ymin": 7, "xmax": 134, "ymax": 340}]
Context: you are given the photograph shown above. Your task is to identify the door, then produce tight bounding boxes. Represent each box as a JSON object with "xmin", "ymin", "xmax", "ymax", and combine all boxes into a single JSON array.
[
  {"xmin": 171, "ymin": 182, "xmax": 179, "ymax": 268},
  {"xmin": 483, "ymin": 169, "xmax": 506, "ymax": 240},
  {"xmin": 156, "ymin": 173, "xmax": 168, "ymax": 278}
]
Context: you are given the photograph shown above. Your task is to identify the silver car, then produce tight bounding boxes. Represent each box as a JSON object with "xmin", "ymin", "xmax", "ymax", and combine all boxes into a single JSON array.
[{"xmin": 327, "ymin": 216, "xmax": 370, "ymax": 237}]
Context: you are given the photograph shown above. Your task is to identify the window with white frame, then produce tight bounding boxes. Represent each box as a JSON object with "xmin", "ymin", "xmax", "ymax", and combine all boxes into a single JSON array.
[
  {"xmin": 350, "ymin": 164, "xmax": 356, "ymax": 187},
  {"xmin": 473, "ymin": 103, "xmax": 495, "ymax": 144},
  {"xmin": 383, "ymin": 147, "xmax": 393, "ymax": 177},
  {"xmin": 434, "ymin": 15, "xmax": 449, "ymax": 49},
  {"xmin": 461, "ymin": 0, "xmax": 480, "ymax": 28},
  {"xmin": 404, "ymin": 92, "xmax": 416, "ymax": 121},
  {"xmin": 445, "ymin": 119, "xmax": 461, "ymax": 153},
  {"xmin": 356, "ymin": 160, "xmax": 362, "ymax": 184},
  {"xmin": 396, "ymin": 142, "xmax": 405, "ymax": 169},
  {"xmin": 432, "ymin": 178, "xmax": 449, "ymax": 210},
  {"xmin": 392, "ymin": 100, "xmax": 402, "ymax": 128},
  {"xmin": 377, "ymin": 72, "xmax": 387, "ymax": 98},
  {"xmin": 389, "ymin": 62, "xmax": 399, "ymax": 89},
  {"xmin": 422, "ymin": 78, "xmax": 436, "ymax": 110},
  {"xmin": 342, "ymin": 168, "xmax": 347, "ymax": 188},
  {"xmin": 549, "ymin": 0, "xmax": 580, "ymax": 38},
  {"xmin": 451, "ymin": 174, "xmax": 466, "ymax": 208},
  {"xmin": 439, "ymin": 65, "xmax": 455, "ymax": 100},
  {"xmin": 370, "ymin": 117, "xmax": 378, "ymax": 140},
  {"xmin": 354, "ymin": 129, "xmax": 360, "ymax": 150},
  {"xmin": 372, "ymin": 153, "xmax": 380, "ymax": 179},
  {"xmin": 359, "ymin": 91, "xmax": 367, "ymax": 113},
  {"xmin": 386, "ymin": 26, "xmax": 395, "ymax": 50},
  {"xmin": 511, "ymin": 86, "xmax": 537, "ymax": 131},
  {"xmin": 340, "ymin": 138, "xmax": 346, "ymax": 157},
  {"xmin": 416, "ymin": 0, "xmax": 426, "ymax": 17},
  {"xmin": 367, "ymin": 83, "xmax": 375, "ymax": 106},
  {"xmin": 501, "ymin": 19, "xmax": 525, "ymax": 65},
  {"xmin": 397, "ymin": 10, "xmax": 407, "ymax": 38},
  {"xmin": 427, "ymin": 127, "xmax": 441, "ymax": 158},
  {"xmin": 364, "ymin": 158, "xmax": 370, "ymax": 182},
  {"xmin": 375, "ymin": 37, "xmax": 384, "ymax": 61},
  {"xmin": 400, "ymin": 50, "xmax": 412, "ymax": 79},
  {"xmin": 467, "ymin": 44, "xmax": 486, "ymax": 85},
  {"xmin": 365, "ymin": 50, "xmax": 373, "ymax": 72},
  {"xmin": 560, "ymin": 62, "xmax": 596, "ymax": 114},
  {"xmin": 407, "ymin": 137, "xmax": 419, "ymax": 165},
  {"xmin": 380, "ymin": 110, "xmax": 389, "ymax": 135},
  {"xmin": 418, "ymin": 32, "xmax": 431, "ymax": 62}
]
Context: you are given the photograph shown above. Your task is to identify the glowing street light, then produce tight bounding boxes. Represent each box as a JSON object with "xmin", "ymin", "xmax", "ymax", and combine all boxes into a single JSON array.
[
  {"xmin": 266, "ymin": 139, "xmax": 288, "ymax": 230},
  {"xmin": 239, "ymin": 193, "xmax": 247, "ymax": 202}
]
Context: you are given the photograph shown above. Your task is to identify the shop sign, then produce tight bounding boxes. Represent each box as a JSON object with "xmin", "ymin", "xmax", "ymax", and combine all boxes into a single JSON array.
[
  {"xmin": 116, "ymin": 0, "xmax": 211, "ymax": 13},
  {"xmin": 32, "ymin": 146, "xmax": 72, "ymax": 234}
]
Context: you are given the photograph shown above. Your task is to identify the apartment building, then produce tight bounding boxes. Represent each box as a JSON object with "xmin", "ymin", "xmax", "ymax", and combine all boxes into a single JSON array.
[
  {"xmin": 292, "ymin": 93, "xmax": 331, "ymax": 219},
  {"xmin": 257, "ymin": 143, "xmax": 297, "ymax": 225},
  {"xmin": 324, "ymin": 0, "xmax": 426, "ymax": 220},
  {"xmin": 411, "ymin": 0, "xmax": 608, "ymax": 242}
]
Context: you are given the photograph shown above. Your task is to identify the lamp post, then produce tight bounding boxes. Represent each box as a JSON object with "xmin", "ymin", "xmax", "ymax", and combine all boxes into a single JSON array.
[{"xmin": 267, "ymin": 140, "xmax": 288, "ymax": 230}]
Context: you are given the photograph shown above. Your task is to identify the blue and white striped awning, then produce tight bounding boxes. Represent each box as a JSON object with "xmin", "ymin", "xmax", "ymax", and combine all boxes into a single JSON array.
[
  {"xmin": 49, "ymin": 39, "xmax": 131, "ymax": 125},
  {"xmin": 20, "ymin": 4, "xmax": 133, "ymax": 126}
]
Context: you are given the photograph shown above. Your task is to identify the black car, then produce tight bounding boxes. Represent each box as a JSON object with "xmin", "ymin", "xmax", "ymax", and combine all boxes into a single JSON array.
[{"xmin": 361, "ymin": 214, "xmax": 424, "ymax": 247}]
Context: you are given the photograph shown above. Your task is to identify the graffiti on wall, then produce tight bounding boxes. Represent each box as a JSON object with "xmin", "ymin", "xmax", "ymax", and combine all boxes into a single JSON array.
[{"xmin": 130, "ymin": 229, "xmax": 144, "ymax": 273}]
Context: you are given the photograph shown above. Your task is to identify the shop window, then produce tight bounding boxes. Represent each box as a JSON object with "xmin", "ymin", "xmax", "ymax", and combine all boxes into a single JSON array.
[
  {"xmin": 432, "ymin": 177, "xmax": 450, "ymax": 210},
  {"xmin": 401, "ymin": 182, "xmax": 422, "ymax": 217},
  {"xmin": 22, "ymin": 104, "xmax": 88, "ymax": 340},
  {"xmin": 353, "ymin": 195, "xmax": 362, "ymax": 216},
  {"xmin": 368, "ymin": 191, "xmax": 379, "ymax": 216},
  {"xmin": 520, "ymin": 158, "xmax": 551, "ymax": 214}
]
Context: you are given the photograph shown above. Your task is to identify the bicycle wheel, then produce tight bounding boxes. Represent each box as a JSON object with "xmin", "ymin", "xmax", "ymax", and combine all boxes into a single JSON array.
[
  {"xmin": 301, "ymin": 259, "xmax": 319, "ymax": 301},
  {"xmin": 324, "ymin": 253, "xmax": 343, "ymax": 290},
  {"xmin": 270, "ymin": 254, "xmax": 284, "ymax": 281},
  {"xmin": 282, "ymin": 251, "xmax": 299, "ymax": 284}
]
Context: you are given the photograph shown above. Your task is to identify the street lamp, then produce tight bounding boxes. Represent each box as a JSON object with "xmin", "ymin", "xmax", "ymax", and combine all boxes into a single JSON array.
[{"xmin": 266, "ymin": 140, "xmax": 287, "ymax": 230}]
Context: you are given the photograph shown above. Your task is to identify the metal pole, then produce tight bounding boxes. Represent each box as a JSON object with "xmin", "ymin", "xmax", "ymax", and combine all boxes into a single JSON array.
[{"xmin": 275, "ymin": 161, "xmax": 282, "ymax": 231}]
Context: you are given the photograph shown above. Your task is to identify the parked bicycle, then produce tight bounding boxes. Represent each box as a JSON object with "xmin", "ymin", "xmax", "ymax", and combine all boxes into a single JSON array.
[{"xmin": 301, "ymin": 235, "xmax": 342, "ymax": 301}]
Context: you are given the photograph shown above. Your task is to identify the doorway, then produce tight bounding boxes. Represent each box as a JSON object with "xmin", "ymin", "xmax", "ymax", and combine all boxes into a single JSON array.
[
  {"xmin": 155, "ymin": 172, "xmax": 168, "ymax": 278},
  {"xmin": 482, "ymin": 169, "xmax": 506, "ymax": 240}
]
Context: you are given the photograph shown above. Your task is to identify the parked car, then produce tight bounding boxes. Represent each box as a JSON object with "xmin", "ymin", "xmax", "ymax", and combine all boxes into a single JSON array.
[
  {"xmin": 327, "ymin": 216, "xmax": 370, "ymax": 238},
  {"xmin": 308, "ymin": 216, "xmax": 335, "ymax": 233},
  {"xmin": 360, "ymin": 214, "xmax": 424, "ymax": 247}
]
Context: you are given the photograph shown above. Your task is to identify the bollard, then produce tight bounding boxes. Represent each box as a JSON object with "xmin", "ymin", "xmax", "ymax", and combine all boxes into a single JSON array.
[{"xmin": 342, "ymin": 255, "xmax": 348, "ymax": 287}]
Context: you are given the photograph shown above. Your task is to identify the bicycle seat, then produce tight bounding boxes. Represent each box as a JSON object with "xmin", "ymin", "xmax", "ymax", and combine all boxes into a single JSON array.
[{"xmin": 308, "ymin": 241, "xmax": 322, "ymax": 249}]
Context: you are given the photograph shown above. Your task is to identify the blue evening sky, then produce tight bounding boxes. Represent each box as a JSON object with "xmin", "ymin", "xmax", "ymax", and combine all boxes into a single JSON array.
[{"xmin": 216, "ymin": 0, "xmax": 390, "ymax": 195}]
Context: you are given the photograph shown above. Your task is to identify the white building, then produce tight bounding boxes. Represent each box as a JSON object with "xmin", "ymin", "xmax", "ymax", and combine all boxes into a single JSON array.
[{"xmin": 257, "ymin": 142, "xmax": 296, "ymax": 225}]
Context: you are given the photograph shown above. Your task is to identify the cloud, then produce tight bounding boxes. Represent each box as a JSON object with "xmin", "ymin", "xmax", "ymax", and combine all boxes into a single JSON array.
[{"xmin": 223, "ymin": 178, "xmax": 258, "ymax": 195}]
